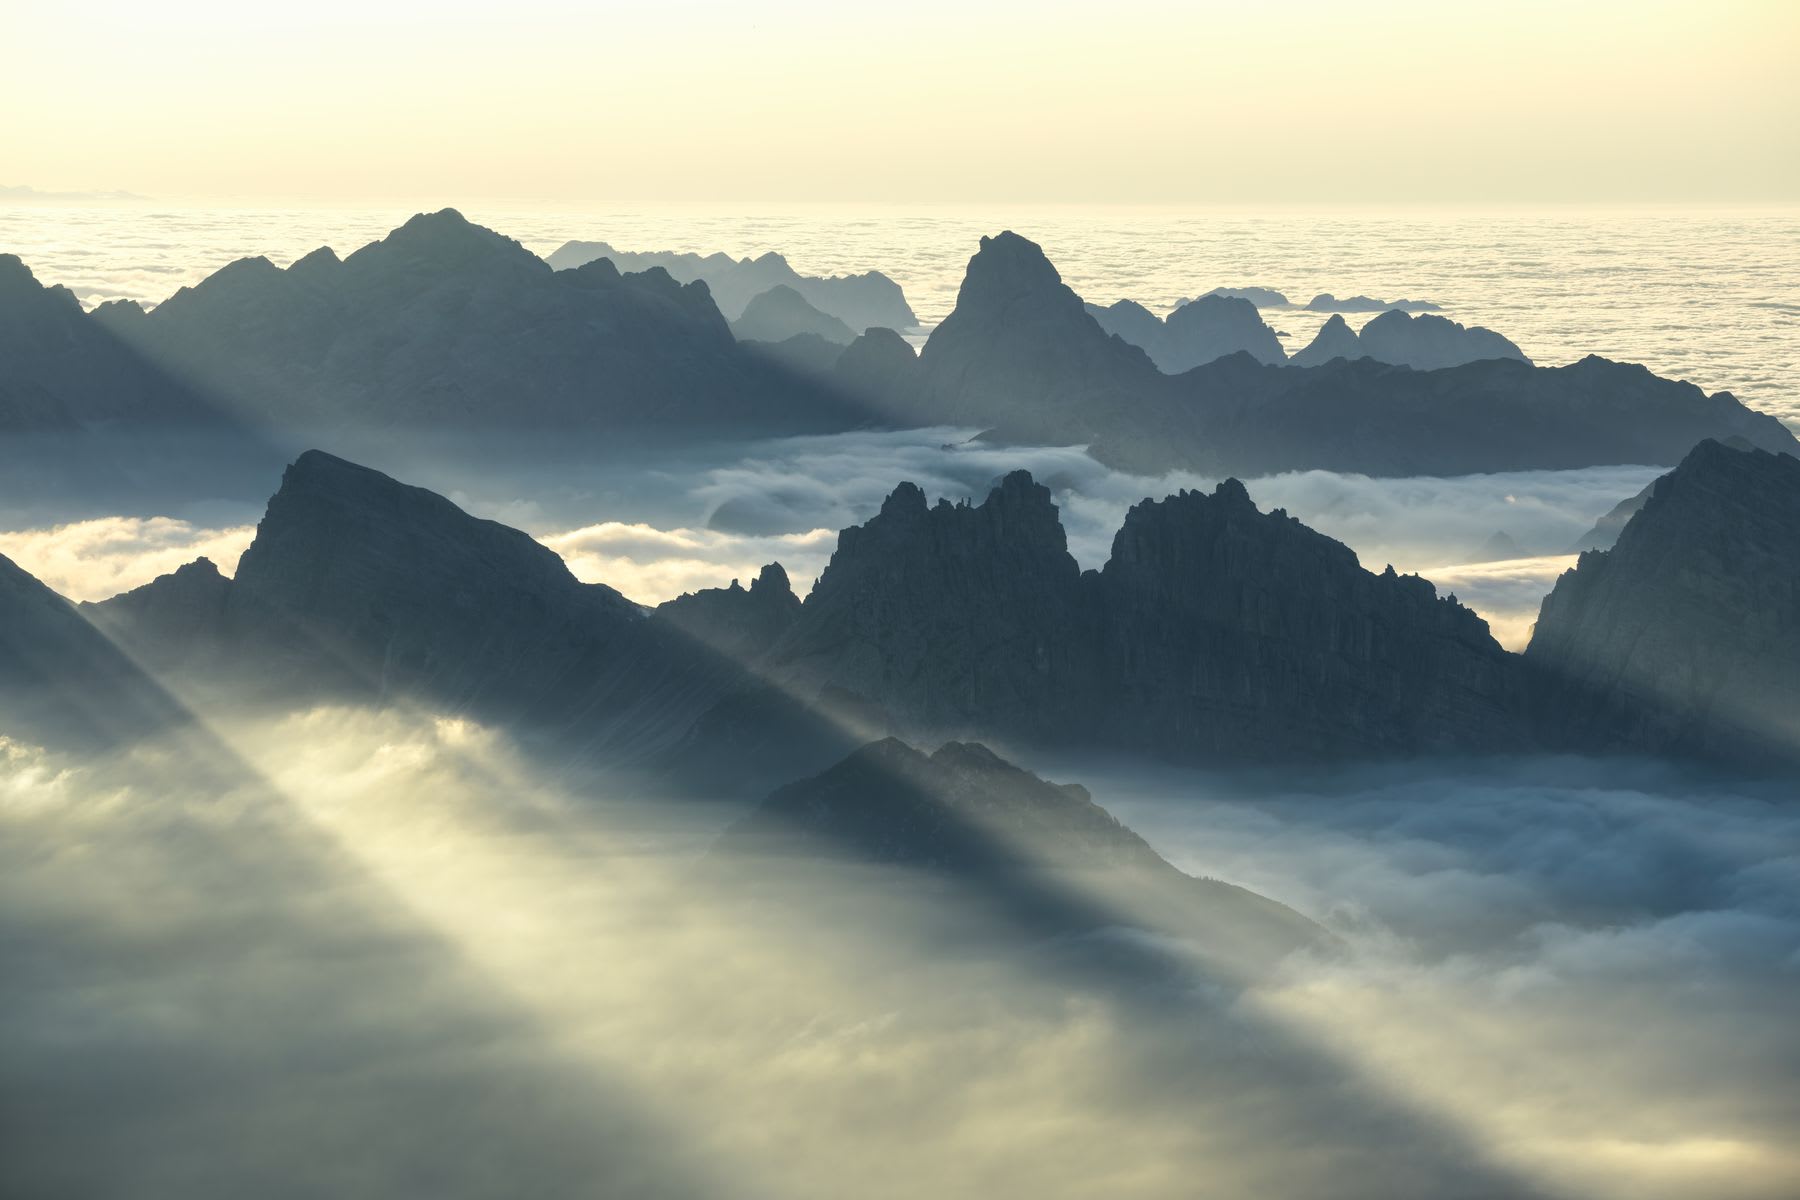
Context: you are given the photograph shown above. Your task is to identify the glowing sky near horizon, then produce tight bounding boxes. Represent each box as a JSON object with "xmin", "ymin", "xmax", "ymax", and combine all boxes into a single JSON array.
[{"xmin": 4, "ymin": 0, "xmax": 1795, "ymax": 205}]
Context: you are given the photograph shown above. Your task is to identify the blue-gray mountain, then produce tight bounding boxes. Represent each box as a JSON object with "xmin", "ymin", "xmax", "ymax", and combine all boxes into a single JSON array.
[
  {"xmin": 544, "ymin": 239, "xmax": 916, "ymax": 332},
  {"xmin": 1528, "ymin": 439, "xmax": 1800, "ymax": 765}
]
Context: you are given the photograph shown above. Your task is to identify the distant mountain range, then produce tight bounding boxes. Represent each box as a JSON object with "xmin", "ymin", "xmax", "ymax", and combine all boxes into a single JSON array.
[
  {"xmin": 19, "ymin": 437, "xmax": 1791, "ymax": 775},
  {"xmin": 1, "ymin": 213, "xmax": 1793, "ymax": 482},
  {"xmin": 544, "ymin": 239, "xmax": 917, "ymax": 332}
]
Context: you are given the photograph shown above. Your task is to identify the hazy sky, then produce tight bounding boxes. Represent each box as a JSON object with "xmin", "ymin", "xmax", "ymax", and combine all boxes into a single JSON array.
[{"xmin": 5, "ymin": 0, "xmax": 1797, "ymax": 205}]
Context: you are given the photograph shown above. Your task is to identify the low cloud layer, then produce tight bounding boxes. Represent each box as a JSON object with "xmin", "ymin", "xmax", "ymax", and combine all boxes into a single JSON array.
[
  {"xmin": 0, "ymin": 516, "xmax": 255, "ymax": 602},
  {"xmin": 2, "ymin": 701, "xmax": 1794, "ymax": 1199}
]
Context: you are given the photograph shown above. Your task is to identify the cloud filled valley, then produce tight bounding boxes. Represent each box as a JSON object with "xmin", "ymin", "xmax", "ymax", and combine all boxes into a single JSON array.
[{"xmin": 2, "ymin": 708, "xmax": 1795, "ymax": 1200}]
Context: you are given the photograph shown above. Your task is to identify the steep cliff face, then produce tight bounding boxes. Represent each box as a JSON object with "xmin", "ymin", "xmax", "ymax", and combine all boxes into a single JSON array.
[
  {"xmin": 1095, "ymin": 481, "xmax": 1526, "ymax": 759},
  {"xmin": 1527, "ymin": 439, "xmax": 1800, "ymax": 762},
  {"xmin": 771, "ymin": 470, "xmax": 1098, "ymax": 740}
]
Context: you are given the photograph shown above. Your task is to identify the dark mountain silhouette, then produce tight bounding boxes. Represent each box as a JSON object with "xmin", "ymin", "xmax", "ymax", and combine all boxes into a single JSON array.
[
  {"xmin": 64, "ymin": 445, "xmax": 1800, "ymax": 774},
  {"xmin": 655, "ymin": 563, "xmax": 802, "ymax": 662},
  {"xmin": 0, "ymin": 551, "xmax": 189, "ymax": 749},
  {"xmin": 543, "ymin": 240, "xmax": 916, "ymax": 332},
  {"xmin": 914, "ymin": 231, "xmax": 1798, "ymax": 476},
  {"xmin": 715, "ymin": 737, "xmax": 1321, "ymax": 963},
  {"xmin": 1567, "ymin": 437, "xmax": 1766, "ymax": 552},
  {"xmin": 731, "ymin": 284, "xmax": 856, "ymax": 346},
  {"xmin": 1305, "ymin": 293, "xmax": 1442, "ymax": 313},
  {"xmin": 0, "ymin": 255, "xmax": 214, "ymax": 430},
  {"xmin": 1527, "ymin": 439, "xmax": 1800, "ymax": 764},
  {"xmin": 763, "ymin": 470, "xmax": 1527, "ymax": 760},
  {"xmin": 1087, "ymin": 294, "xmax": 1286, "ymax": 371},
  {"xmin": 84, "ymin": 210, "xmax": 872, "ymax": 434}
]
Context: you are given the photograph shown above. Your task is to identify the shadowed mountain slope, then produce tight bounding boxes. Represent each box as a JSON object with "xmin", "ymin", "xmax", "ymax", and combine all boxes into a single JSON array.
[{"xmin": 1527, "ymin": 439, "xmax": 1800, "ymax": 764}]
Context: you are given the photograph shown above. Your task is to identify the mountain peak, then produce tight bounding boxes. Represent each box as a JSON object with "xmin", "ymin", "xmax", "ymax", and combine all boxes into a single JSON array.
[{"xmin": 964, "ymin": 230, "xmax": 1064, "ymax": 300}]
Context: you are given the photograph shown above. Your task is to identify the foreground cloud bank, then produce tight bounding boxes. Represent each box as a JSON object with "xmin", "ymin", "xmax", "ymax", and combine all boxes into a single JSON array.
[{"xmin": 1, "ymin": 707, "xmax": 1794, "ymax": 1200}]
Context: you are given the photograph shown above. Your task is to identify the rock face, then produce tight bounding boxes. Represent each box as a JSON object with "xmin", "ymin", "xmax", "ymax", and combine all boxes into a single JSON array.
[
  {"xmin": 1286, "ymin": 313, "xmax": 1368, "ymax": 367},
  {"xmin": 763, "ymin": 471, "xmax": 1526, "ymax": 760},
  {"xmin": 0, "ymin": 552, "xmax": 186, "ymax": 748},
  {"xmin": 1527, "ymin": 439, "xmax": 1800, "ymax": 763},
  {"xmin": 1568, "ymin": 436, "xmax": 1764, "ymax": 552},
  {"xmin": 914, "ymin": 232, "xmax": 1796, "ymax": 477},
  {"xmin": 1355, "ymin": 310, "xmax": 1529, "ymax": 370},
  {"xmin": 770, "ymin": 471, "xmax": 1099, "ymax": 742},
  {"xmin": 1091, "ymin": 482, "xmax": 1525, "ymax": 758},
  {"xmin": 92, "ymin": 210, "xmax": 868, "ymax": 433},
  {"xmin": 714, "ymin": 737, "xmax": 1320, "ymax": 961},
  {"xmin": 543, "ymin": 240, "xmax": 916, "ymax": 332},
  {"xmin": 1087, "ymin": 295, "xmax": 1286, "ymax": 371},
  {"xmin": 730, "ymin": 285, "xmax": 856, "ymax": 346}
]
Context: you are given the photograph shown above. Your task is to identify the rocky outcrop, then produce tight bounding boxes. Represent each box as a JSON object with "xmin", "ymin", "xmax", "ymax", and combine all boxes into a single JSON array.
[
  {"xmin": 543, "ymin": 241, "xmax": 916, "ymax": 332},
  {"xmin": 1355, "ymin": 310, "xmax": 1529, "ymax": 370},
  {"xmin": 1286, "ymin": 313, "xmax": 1367, "ymax": 367},
  {"xmin": 1526, "ymin": 439, "xmax": 1800, "ymax": 763},
  {"xmin": 731, "ymin": 285, "xmax": 856, "ymax": 346},
  {"xmin": 1087, "ymin": 295, "xmax": 1286, "ymax": 371},
  {"xmin": 655, "ymin": 563, "xmax": 802, "ymax": 662},
  {"xmin": 714, "ymin": 737, "xmax": 1321, "ymax": 961}
]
